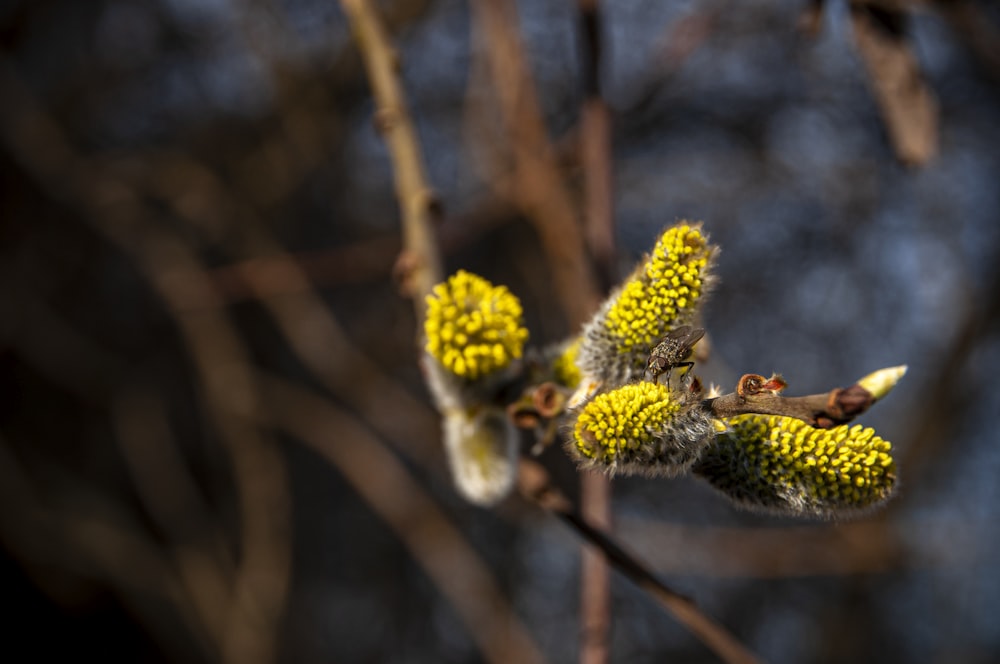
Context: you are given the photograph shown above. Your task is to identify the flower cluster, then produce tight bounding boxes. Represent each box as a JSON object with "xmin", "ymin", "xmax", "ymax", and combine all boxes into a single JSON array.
[
  {"xmin": 693, "ymin": 414, "xmax": 897, "ymax": 517},
  {"xmin": 425, "ymin": 270, "xmax": 528, "ymax": 381},
  {"xmin": 423, "ymin": 221, "xmax": 903, "ymax": 518},
  {"xmin": 572, "ymin": 382, "xmax": 713, "ymax": 476}
]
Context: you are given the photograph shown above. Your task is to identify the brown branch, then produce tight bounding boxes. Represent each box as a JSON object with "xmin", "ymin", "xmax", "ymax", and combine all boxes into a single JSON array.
[
  {"xmin": 113, "ymin": 389, "xmax": 234, "ymax": 647},
  {"xmin": 340, "ymin": 0, "xmax": 444, "ymax": 309},
  {"xmin": 576, "ymin": 2, "xmax": 614, "ymax": 662},
  {"xmin": 519, "ymin": 460, "xmax": 761, "ymax": 664},
  {"xmin": 201, "ymin": 195, "xmax": 516, "ymax": 303},
  {"xmin": 849, "ymin": 0, "xmax": 939, "ymax": 166},
  {"xmin": 705, "ymin": 372, "xmax": 887, "ymax": 428},
  {"xmin": 470, "ymin": 0, "xmax": 602, "ymax": 325}
]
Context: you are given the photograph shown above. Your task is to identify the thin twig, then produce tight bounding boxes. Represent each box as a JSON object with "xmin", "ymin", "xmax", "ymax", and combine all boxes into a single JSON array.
[
  {"xmin": 519, "ymin": 460, "xmax": 761, "ymax": 664},
  {"xmin": 705, "ymin": 372, "xmax": 885, "ymax": 428},
  {"xmin": 575, "ymin": 2, "xmax": 615, "ymax": 662},
  {"xmin": 113, "ymin": 389, "xmax": 234, "ymax": 648},
  {"xmin": 341, "ymin": 0, "xmax": 443, "ymax": 308},
  {"xmin": 470, "ymin": 0, "xmax": 602, "ymax": 325}
]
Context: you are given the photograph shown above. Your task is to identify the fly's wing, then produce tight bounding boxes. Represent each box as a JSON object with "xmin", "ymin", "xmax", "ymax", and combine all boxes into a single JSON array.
[{"xmin": 666, "ymin": 325, "xmax": 705, "ymax": 347}]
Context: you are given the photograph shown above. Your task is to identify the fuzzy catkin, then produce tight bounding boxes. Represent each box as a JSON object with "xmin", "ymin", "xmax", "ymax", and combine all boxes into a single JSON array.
[
  {"xmin": 443, "ymin": 407, "xmax": 519, "ymax": 507},
  {"xmin": 693, "ymin": 414, "xmax": 897, "ymax": 518},
  {"xmin": 424, "ymin": 270, "xmax": 528, "ymax": 381},
  {"xmin": 576, "ymin": 223, "xmax": 715, "ymax": 387},
  {"xmin": 569, "ymin": 382, "xmax": 716, "ymax": 477}
]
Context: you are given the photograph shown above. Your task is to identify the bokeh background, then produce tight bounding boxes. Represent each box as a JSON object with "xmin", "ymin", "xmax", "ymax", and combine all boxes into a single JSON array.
[{"xmin": 2, "ymin": 0, "xmax": 999, "ymax": 662}]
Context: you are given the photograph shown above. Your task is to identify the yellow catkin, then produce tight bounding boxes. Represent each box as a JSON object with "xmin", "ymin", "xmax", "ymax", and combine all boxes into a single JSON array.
[
  {"xmin": 604, "ymin": 223, "xmax": 711, "ymax": 354},
  {"xmin": 694, "ymin": 414, "xmax": 896, "ymax": 516},
  {"xmin": 425, "ymin": 270, "xmax": 529, "ymax": 380},
  {"xmin": 575, "ymin": 223, "xmax": 716, "ymax": 387},
  {"xmin": 573, "ymin": 382, "xmax": 681, "ymax": 463}
]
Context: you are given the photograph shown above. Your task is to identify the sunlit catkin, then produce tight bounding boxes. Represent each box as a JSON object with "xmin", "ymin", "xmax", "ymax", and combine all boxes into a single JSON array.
[
  {"xmin": 569, "ymin": 382, "xmax": 715, "ymax": 477},
  {"xmin": 575, "ymin": 223, "xmax": 716, "ymax": 389},
  {"xmin": 693, "ymin": 414, "xmax": 897, "ymax": 518},
  {"xmin": 424, "ymin": 270, "xmax": 529, "ymax": 381}
]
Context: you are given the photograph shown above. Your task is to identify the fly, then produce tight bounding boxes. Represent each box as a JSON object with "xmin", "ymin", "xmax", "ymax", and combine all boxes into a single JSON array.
[{"xmin": 645, "ymin": 325, "xmax": 705, "ymax": 384}]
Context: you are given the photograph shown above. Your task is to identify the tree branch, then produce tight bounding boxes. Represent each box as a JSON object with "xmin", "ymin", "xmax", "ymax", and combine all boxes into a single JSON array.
[
  {"xmin": 705, "ymin": 367, "xmax": 905, "ymax": 428},
  {"xmin": 848, "ymin": 0, "xmax": 938, "ymax": 166},
  {"xmin": 519, "ymin": 460, "xmax": 761, "ymax": 664},
  {"xmin": 575, "ymin": 1, "xmax": 614, "ymax": 662},
  {"xmin": 340, "ymin": 0, "xmax": 444, "ymax": 309}
]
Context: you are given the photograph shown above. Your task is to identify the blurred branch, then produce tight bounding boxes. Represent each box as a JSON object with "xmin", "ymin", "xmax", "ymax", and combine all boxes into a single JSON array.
[
  {"xmin": 470, "ymin": 0, "xmax": 601, "ymax": 326},
  {"xmin": 519, "ymin": 460, "xmax": 761, "ymax": 664},
  {"xmin": 203, "ymin": 195, "xmax": 516, "ymax": 303},
  {"xmin": 848, "ymin": 0, "xmax": 939, "ymax": 166},
  {"xmin": 92, "ymin": 142, "xmax": 537, "ymax": 664},
  {"xmin": 119, "ymin": 131, "xmax": 551, "ymax": 664},
  {"xmin": 132, "ymin": 149, "xmax": 444, "ymax": 462},
  {"xmin": 575, "ymin": 1, "xmax": 614, "ymax": 662},
  {"xmin": 85, "ymin": 199, "xmax": 291, "ymax": 664},
  {"xmin": 618, "ymin": 7, "xmax": 719, "ymax": 119},
  {"xmin": 113, "ymin": 389, "xmax": 234, "ymax": 648},
  {"xmin": 256, "ymin": 375, "xmax": 549, "ymax": 664},
  {"xmin": 127, "ymin": 89, "xmax": 540, "ymax": 664},
  {"xmin": 340, "ymin": 0, "xmax": 444, "ymax": 310},
  {"xmin": 0, "ymin": 58, "xmax": 291, "ymax": 664}
]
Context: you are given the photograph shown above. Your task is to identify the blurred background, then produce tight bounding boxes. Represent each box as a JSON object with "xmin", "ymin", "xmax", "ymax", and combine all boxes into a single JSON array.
[{"xmin": 2, "ymin": 0, "xmax": 999, "ymax": 662}]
